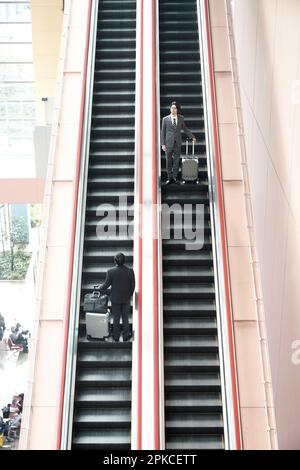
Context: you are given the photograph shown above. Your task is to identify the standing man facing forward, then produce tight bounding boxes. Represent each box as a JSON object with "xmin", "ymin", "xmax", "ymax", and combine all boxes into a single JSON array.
[
  {"xmin": 98, "ymin": 253, "xmax": 135, "ymax": 342},
  {"xmin": 161, "ymin": 101, "xmax": 196, "ymax": 185}
]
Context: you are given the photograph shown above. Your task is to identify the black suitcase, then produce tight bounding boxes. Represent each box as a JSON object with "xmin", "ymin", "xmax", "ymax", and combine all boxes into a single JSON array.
[
  {"xmin": 83, "ymin": 287, "xmax": 109, "ymax": 313},
  {"xmin": 181, "ymin": 139, "xmax": 200, "ymax": 184}
]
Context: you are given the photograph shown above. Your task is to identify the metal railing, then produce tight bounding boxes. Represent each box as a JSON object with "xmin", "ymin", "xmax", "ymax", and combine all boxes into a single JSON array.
[
  {"xmin": 131, "ymin": 0, "xmax": 144, "ymax": 450},
  {"xmin": 59, "ymin": 0, "xmax": 99, "ymax": 449},
  {"xmin": 154, "ymin": 0, "xmax": 166, "ymax": 451}
]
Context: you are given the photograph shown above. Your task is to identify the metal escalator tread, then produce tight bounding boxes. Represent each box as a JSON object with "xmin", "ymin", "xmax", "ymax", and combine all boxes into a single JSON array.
[
  {"xmin": 159, "ymin": 0, "xmax": 225, "ymax": 449},
  {"xmin": 71, "ymin": 0, "xmax": 136, "ymax": 450}
]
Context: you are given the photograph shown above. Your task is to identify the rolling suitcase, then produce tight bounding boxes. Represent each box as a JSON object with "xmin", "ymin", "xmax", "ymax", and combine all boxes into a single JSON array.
[
  {"xmin": 181, "ymin": 139, "xmax": 199, "ymax": 184},
  {"xmin": 86, "ymin": 310, "xmax": 111, "ymax": 340},
  {"xmin": 84, "ymin": 286, "xmax": 110, "ymax": 340}
]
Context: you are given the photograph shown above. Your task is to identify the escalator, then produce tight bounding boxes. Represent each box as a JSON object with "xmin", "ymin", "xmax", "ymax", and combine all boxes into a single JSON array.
[
  {"xmin": 159, "ymin": 0, "xmax": 225, "ymax": 449},
  {"xmin": 71, "ymin": 0, "xmax": 136, "ymax": 450}
]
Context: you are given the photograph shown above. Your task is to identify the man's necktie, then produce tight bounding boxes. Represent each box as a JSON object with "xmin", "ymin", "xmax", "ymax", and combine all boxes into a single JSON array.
[{"xmin": 172, "ymin": 118, "xmax": 176, "ymax": 129}]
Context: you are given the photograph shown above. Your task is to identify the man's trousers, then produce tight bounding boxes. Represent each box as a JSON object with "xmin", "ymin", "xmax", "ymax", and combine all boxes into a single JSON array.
[
  {"xmin": 111, "ymin": 302, "xmax": 131, "ymax": 340},
  {"xmin": 166, "ymin": 140, "xmax": 181, "ymax": 180}
]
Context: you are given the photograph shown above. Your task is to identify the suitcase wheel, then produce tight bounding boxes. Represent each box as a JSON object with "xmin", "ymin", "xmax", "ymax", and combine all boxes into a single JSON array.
[{"xmin": 87, "ymin": 335, "xmax": 92, "ymax": 340}]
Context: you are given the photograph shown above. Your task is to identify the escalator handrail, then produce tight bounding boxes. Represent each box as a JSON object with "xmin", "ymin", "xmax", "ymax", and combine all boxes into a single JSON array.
[
  {"xmin": 131, "ymin": 0, "xmax": 143, "ymax": 450},
  {"xmin": 154, "ymin": 0, "xmax": 166, "ymax": 451},
  {"xmin": 151, "ymin": 0, "xmax": 160, "ymax": 450},
  {"xmin": 57, "ymin": 0, "xmax": 98, "ymax": 449}
]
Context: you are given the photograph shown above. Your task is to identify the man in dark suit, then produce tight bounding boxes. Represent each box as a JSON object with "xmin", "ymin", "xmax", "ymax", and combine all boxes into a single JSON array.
[
  {"xmin": 98, "ymin": 253, "xmax": 135, "ymax": 342},
  {"xmin": 161, "ymin": 101, "xmax": 196, "ymax": 184}
]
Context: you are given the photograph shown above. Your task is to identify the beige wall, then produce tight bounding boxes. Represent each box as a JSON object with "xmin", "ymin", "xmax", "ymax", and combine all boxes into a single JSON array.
[
  {"xmin": 209, "ymin": 0, "xmax": 277, "ymax": 449},
  {"xmin": 31, "ymin": 0, "xmax": 63, "ymax": 124},
  {"xmin": 231, "ymin": 0, "xmax": 300, "ymax": 449},
  {"xmin": 0, "ymin": 179, "xmax": 44, "ymax": 203},
  {"xmin": 19, "ymin": 0, "xmax": 90, "ymax": 449}
]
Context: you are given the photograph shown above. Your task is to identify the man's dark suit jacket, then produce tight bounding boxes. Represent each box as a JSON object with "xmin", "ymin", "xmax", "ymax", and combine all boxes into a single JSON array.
[
  {"xmin": 99, "ymin": 265, "xmax": 135, "ymax": 304},
  {"xmin": 161, "ymin": 114, "xmax": 195, "ymax": 149}
]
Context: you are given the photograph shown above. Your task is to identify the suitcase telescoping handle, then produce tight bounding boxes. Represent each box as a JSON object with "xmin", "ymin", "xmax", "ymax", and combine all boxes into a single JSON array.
[
  {"xmin": 92, "ymin": 291, "xmax": 100, "ymax": 298},
  {"xmin": 185, "ymin": 138, "xmax": 195, "ymax": 158},
  {"xmin": 93, "ymin": 285, "xmax": 101, "ymax": 297}
]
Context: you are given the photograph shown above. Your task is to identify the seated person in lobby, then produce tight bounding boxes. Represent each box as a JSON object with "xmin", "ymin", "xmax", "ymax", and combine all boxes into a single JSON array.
[{"xmin": 0, "ymin": 313, "xmax": 5, "ymax": 341}]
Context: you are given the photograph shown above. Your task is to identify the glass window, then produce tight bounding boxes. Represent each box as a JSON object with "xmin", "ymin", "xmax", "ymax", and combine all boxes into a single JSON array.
[
  {"xmin": 0, "ymin": 2, "xmax": 31, "ymax": 23},
  {"xmin": 0, "ymin": 83, "xmax": 35, "ymax": 100},
  {"xmin": 0, "ymin": 43, "xmax": 32, "ymax": 62},
  {"xmin": 0, "ymin": 43, "xmax": 33, "ymax": 62},
  {"xmin": 0, "ymin": 102, "xmax": 35, "ymax": 120},
  {"xmin": 0, "ymin": 63, "xmax": 34, "ymax": 81},
  {"xmin": 6, "ymin": 101, "xmax": 22, "ymax": 118},
  {"xmin": 0, "ymin": 0, "xmax": 36, "ymax": 171},
  {"xmin": 0, "ymin": 23, "xmax": 32, "ymax": 43},
  {"xmin": 22, "ymin": 101, "xmax": 35, "ymax": 117}
]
